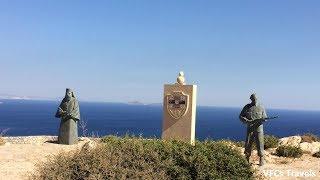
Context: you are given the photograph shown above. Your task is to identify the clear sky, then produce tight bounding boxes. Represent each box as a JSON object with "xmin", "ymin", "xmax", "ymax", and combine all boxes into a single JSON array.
[{"xmin": 0, "ymin": 1, "xmax": 319, "ymax": 110}]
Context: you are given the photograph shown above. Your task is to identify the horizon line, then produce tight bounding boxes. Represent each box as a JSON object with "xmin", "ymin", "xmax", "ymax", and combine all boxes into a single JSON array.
[{"xmin": 1, "ymin": 98, "xmax": 319, "ymax": 112}]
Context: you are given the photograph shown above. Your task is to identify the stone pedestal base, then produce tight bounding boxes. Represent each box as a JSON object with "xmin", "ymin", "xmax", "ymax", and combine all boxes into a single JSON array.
[{"xmin": 162, "ymin": 84, "xmax": 197, "ymax": 145}]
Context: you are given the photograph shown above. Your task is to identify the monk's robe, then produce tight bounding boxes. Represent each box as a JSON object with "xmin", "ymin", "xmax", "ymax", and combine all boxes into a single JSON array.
[{"xmin": 55, "ymin": 96, "xmax": 80, "ymax": 145}]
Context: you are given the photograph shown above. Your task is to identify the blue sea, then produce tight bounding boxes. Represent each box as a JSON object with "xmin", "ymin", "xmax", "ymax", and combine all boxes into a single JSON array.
[{"xmin": 0, "ymin": 99, "xmax": 319, "ymax": 141}]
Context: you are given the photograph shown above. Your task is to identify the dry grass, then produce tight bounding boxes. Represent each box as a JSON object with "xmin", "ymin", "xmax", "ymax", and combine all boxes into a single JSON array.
[
  {"xmin": 278, "ymin": 159, "xmax": 290, "ymax": 164},
  {"xmin": 313, "ymin": 150, "xmax": 320, "ymax": 158},
  {"xmin": 0, "ymin": 128, "xmax": 9, "ymax": 146},
  {"xmin": 276, "ymin": 145, "xmax": 303, "ymax": 158},
  {"xmin": 264, "ymin": 135, "xmax": 279, "ymax": 149},
  {"xmin": 0, "ymin": 137, "xmax": 5, "ymax": 146},
  {"xmin": 301, "ymin": 133, "xmax": 319, "ymax": 143}
]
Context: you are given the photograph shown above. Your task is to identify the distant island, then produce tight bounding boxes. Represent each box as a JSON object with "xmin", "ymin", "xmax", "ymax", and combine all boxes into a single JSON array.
[
  {"xmin": 126, "ymin": 101, "xmax": 162, "ymax": 106},
  {"xmin": 127, "ymin": 101, "xmax": 145, "ymax": 105},
  {"xmin": 0, "ymin": 93, "xmax": 31, "ymax": 100}
]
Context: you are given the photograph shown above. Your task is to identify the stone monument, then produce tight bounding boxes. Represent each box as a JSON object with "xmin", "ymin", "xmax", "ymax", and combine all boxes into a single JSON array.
[
  {"xmin": 55, "ymin": 88, "xmax": 80, "ymax": 145},
  {"xmin": 162, "ymin": 71, "xmax": 197, "ymax": 145}
]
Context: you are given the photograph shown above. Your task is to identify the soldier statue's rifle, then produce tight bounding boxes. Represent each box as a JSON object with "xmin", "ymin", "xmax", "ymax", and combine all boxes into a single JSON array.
[{"xmin": 249, "ymin": 116, "xmax": 279, "ymax": 126}]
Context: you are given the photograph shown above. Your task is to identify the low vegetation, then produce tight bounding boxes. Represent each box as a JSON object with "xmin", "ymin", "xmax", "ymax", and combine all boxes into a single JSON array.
[
  {"xmin": 230, "ymin": 135, "xmax": 279, "ymax": 150},
  {"xmin": 301, "ymin": 133, "xmax": 320, "ymax": 143},
  {"xmin": 264, "ymin": 135, "xmax": 279, "ymax": 149},
  {"xmin": 0, "ymin": 137, "xmax": 4, "ymax": 146},
  {"xmin": 312, "ymin": 150, "xmax": 320, "ymax": 158},
  {"xmin": 216, "ymin": 139, "xmax": 245, "ymax": 148},
  {"xmin": 276, "ymin": 145, "xmax": 303, "ymax": 158},
  {"xmin": 31, "ymin": 135, "xmax": 253, "ymax": 180},
  {"xmin": 232, "ymin": 140, "xmax": 245, "ymax": 148},
  {"xmin": 0, "ymin": 128, "xmax": 9, "ymax": 146}
]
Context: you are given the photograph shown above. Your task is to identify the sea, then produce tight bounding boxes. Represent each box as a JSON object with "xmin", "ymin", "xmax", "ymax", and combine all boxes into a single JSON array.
[{"xmin": 0, "ymin": 99, "xmax": 319, "ymax": 141}]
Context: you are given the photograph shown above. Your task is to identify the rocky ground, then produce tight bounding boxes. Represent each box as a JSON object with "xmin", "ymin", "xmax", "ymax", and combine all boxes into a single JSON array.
[
  {"xmin": 250, "ymin": 135, "xmax": 320, "ymax": 180},
  {"xmin": 248, "ymin": 149, "xmax": 320, "ymax": 180},
  {"xmin": 0, "ymin": 136, "xmax": 319, "ymax": 180}
]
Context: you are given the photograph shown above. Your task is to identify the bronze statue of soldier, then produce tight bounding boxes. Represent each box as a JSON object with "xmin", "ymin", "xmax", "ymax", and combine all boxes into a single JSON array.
[
  {"xmin": 55, "ymin": 88, "xmax": 80, "ymax": 145},
  {"xmin": 239, "ymin": 93, "xmax": 270, "ymax": 166}
]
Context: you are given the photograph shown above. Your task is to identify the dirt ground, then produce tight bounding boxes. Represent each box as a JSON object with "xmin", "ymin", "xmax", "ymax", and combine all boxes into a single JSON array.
[
  {"xmin": 0, "ymin": 136, "xmax": 319, "ymax": 180},
  {"xmin": 0, "ymin": 136, "xmax": 92, "ymax": 180}
]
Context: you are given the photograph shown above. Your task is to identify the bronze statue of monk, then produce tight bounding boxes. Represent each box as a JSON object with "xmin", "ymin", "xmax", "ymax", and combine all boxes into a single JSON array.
[{"xmin": 55, "ymin": 88, "xmax": 80, "ymax": 145}]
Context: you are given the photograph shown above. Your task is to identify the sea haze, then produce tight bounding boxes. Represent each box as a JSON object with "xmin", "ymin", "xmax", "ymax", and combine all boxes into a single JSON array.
[{"xmin": 0, "ymin": 99, "xmax": 319, "ymax": 141}]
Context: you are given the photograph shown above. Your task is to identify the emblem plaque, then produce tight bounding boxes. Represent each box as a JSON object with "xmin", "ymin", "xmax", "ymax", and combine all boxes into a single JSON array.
[{"xmin": 166, "ymin": 91, "xmax": 189, "ymax": 119}]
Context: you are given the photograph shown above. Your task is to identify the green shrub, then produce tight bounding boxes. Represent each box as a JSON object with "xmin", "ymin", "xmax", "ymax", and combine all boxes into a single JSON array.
[
  {"xmin": 301, "ymin": 133, "xmax": 319, "ymax": 143},
  {"xmin": 215, "ymin": 139, "xmax": 245, "ymax": 148},
  {"xmin": 312, "ymin": 150, "xmax": 320, "ymax": 158},
  {"xmin": 233, "ymin": 141, "xmax": 245, "ymax": 148},
  {"xmin": 276, "ymin": 145, "xmax": 303, "ymax": 158},
  {"xmin": 31, "ymin": 136, "xmax": 253, "ymax": 180},
  {"xmin": 264, "ymin": 135, "xmax": 279, "ymax": 149},
  {"xmin": 240, "ymin": 134, "xmax": 279, "ymax": 150}
]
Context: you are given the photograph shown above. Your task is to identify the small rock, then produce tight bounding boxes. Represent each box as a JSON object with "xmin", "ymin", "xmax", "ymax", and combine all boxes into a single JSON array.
[
  {"xmin": 300, "ymin": 142, "xmax": 320, "ymax": 154},
  {"xmin": 79, "ymin": 137, "xmax": 90, "ymax": 141},
  {"xmin": 279, "ymin": 136, "xmax": 301, "ymax": 147}
]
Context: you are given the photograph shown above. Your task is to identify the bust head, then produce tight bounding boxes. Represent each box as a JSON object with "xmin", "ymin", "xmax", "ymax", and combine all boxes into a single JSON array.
[
  {"xmin": 176, "ymin": 71, "xmax": 186, "ymax": 85},
  {"xmin": 250, "ymin": 93, "xmax": 258, "ymax": 105}
]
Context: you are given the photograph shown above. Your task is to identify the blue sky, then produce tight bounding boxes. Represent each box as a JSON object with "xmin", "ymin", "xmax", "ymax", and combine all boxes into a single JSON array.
[{"xmin": 0, "ymin": 1, "xmax": 319, "ymax": 110}]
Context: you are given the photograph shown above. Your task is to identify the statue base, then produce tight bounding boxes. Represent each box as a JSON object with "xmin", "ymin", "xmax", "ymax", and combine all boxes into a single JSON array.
[{"xmin": 162, "ymin": 84, "xmax": 197, "ymax": 145}]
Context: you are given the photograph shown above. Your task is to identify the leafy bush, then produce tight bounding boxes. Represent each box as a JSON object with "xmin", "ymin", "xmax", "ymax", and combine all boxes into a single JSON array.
[
  {"xmin": 217, "ymin": 134, "xmax": 279, "ymax": 150},
  {"xmin": 264, "ymin": 135, "xmax": 279, "ymax": 149},
  {"xmin": 301, "ymin": 133, "xmax": 319, "ymax": 143},
  {"xmin": 31, "ymin": 136, "xmax": 253, "ymax": 180},
  {"xmin": 276, "ymin": 145, "xmax": 303, "ymax": 158},
  {"xmin": 215, "ymin": 139, "xmax": 245, "ymax": 148}
]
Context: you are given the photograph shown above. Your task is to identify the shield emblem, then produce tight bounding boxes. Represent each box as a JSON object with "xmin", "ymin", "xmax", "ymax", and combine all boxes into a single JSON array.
[{"xmin": 166, "ymin": 91, "xmax": 189, "ymax": 119}]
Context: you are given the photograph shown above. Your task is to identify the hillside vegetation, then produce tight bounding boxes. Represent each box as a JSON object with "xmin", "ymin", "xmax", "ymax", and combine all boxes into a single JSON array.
[{"xmin": 31, "ymin": 136, "xmax": 253, "ymax": 180}]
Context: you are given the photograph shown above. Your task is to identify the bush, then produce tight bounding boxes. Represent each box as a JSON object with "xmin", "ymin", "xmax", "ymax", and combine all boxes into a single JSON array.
[
  {"xmin": 233, "ymin": 141, "xmax": 245, "ymax": 148},
  {"xmin": 240, "ymin": 134, "xmax": 279, "ymax": 150},
  {"xmin": 0, "ymin": 137, "xmax": 4, "ymax": 146},
  {"xmin": 31, "ymin": 136, "xmax": 253, "ymax": 180},
  {"xmin": 216, "ymin": 139, "xmax": 245, "ymax": 148},
  {"xmin": 312, "ymin": 150, "xmax": 320, "ymax": 158},
  {"xmin": 264, "ymin": 135, "xmax": 279, "ymax": 149},
  {"xmin": 301, "ymin": 133, "xmax": 319, "ymax": 143},
  {"xmin": 276, "ymin": 145, "xmax": 303, "ymax": 158},
  {"xmin": 0, "ymin": 128, "xmax": 9, "ymax": 146}
]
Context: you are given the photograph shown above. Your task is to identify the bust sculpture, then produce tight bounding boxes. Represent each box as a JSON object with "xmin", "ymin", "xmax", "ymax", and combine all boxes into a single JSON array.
[{"xmin": 176, "ymin": 71, "xmax": 186, "ymax": 85}]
